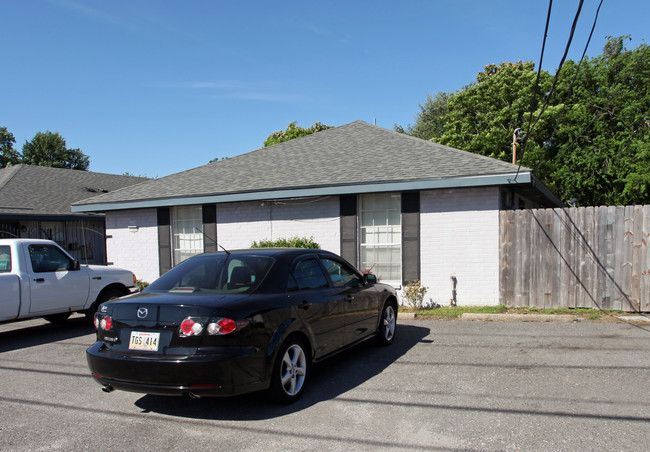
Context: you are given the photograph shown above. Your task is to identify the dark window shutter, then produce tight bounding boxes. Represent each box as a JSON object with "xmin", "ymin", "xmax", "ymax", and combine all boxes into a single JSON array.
[
  {"xmin": 401, "ymin": 192, "xmax": 420, "ymax": 283},
  {"xmin": 202, "ymin": 204, "xmax": 217, "ymax": 253},
  {"xmin": 157, "ymin": 207, "xmax": 172, "ymax": 275},
  {"xmin": 340, "ymin": 195, "xmax": 357, "ymax": 266}
]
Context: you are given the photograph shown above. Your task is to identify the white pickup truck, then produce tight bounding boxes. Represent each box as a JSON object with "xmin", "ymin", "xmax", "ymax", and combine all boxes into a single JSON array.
[{"xmin": 0, "ymin": 239, "xmax": 137, "ymax": 324}]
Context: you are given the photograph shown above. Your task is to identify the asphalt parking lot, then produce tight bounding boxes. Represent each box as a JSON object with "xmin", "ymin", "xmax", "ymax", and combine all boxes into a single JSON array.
[{"xmin": 1, "ymin": 315, "xmax": 648, "ymax": 451}]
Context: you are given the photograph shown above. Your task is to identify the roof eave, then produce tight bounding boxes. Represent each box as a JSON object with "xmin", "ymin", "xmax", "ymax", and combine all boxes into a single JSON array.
[
  {"xmin": 0, "ymin": 212, "xmax": 106, "ymax": 221},
  {"xmin": 71, "ymin": 172, "xmax": 535, "ymax": 213}
]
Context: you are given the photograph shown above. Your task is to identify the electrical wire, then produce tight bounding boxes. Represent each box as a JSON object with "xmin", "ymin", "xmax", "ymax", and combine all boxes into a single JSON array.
[
  {"xmin": 538, "ymin": 42, "xmax": 649, "ymax": 178},
  {"xmin": 522, "ymin": 0, "xmax": 584, "ymax": 154},
  {"xmin": 534, "ymin": 0, "xmax": 604, "ymax": 175},
  {"xmin": 523, "ymin": 0, "xmax": 554, "ymax": 146}
]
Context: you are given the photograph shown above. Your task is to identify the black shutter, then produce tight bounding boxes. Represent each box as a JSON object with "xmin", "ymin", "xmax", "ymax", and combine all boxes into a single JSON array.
[
  {"xmin": 401, "ymin": 192, "xmax": 420, "ymax": 283},
  {"xmin": 339, "ymin": 195, "xmax": 358, "ymax": 266},
  {"xmin": 157, "ymin": 207, "xmax": 172, "ymax": 275},
  {"xmin": 202, "ymin": 204, "xmax": 217, "ymax": 253}
]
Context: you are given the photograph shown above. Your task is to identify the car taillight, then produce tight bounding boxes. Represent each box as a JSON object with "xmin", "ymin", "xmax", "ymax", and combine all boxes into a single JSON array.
[
  {"xmin": 177, "ymin": 317, "xmax": 248, "ymax": 337},
  {"xmin": 207, "ymin": 318, "xmax": 248, "ymax": 335},
  {"xmin": 94, "ymin": 313, "xmax": 113, "ymax": 331},
  {"xmin": 179, "ymin": 317, "xmax": 204, "ymax": 337}
]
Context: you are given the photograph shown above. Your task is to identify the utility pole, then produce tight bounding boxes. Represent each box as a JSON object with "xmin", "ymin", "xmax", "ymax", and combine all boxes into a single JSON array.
[{"xmin": 512, "ymin": 128, "xmax": 522, "ymax": 164}]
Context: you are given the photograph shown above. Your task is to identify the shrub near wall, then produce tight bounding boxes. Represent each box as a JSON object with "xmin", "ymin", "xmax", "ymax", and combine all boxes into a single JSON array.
[{"xmin": 251, "ymin": 236, "xmax": 320, "ymax": 249}]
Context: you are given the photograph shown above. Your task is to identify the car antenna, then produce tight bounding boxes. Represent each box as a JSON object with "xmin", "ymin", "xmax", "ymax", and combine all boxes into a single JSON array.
[{"xmin": 194, "ymin": 228, "xmax": 230, "ymax": 255}]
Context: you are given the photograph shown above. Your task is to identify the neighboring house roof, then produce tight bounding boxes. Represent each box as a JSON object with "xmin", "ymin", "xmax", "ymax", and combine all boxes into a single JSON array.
[
  {"xmin": 0, "ymin": 164, "xmax": 148, "ymax": 220},
  {"xmin": 72, "ymin": 120, "xmax": 561, "ymax": 212}
]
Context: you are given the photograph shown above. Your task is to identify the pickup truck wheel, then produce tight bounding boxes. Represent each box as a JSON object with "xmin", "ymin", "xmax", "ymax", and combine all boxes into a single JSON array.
[
  {"xmin": 43, "ymin": 312, "xmax": 72, "ymax": 324},
  {"xmin": 85, "ymin": 288, "xmax": 125, "ymax": 321}
]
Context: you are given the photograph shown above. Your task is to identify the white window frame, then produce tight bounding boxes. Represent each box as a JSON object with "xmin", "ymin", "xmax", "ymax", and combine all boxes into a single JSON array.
[
  {"xmin": 172, "ymin": 205, "xmax": 204, "ymax": 265},
  {"xmin": 359, "ymin": 193, "xmax": 402, "ymax": 287}
]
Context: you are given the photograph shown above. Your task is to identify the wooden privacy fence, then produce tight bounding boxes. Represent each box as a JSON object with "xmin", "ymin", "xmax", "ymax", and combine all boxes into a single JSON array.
[{"xmin": 499, "ymin": 205, "xmax": 649, "ymax": 312}]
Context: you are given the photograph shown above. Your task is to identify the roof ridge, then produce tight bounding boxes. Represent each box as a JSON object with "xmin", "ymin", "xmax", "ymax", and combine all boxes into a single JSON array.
[
  {"xmin": 0, "ymin": 164, "xmax": 24, "ymax": 192},
  {"xmin": 364, "ymin": 121, "xmax": 530, "ymax": 171},
  {"xmin": 22, "ymin": 164, "xmax": 149, "ymax": 180}
]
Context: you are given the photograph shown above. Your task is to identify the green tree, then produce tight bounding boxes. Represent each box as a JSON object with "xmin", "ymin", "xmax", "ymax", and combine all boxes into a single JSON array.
[
  {"xmin": 264, "ymin": 121, "xmax": 332, "ymax": 147},
  {"xmin": 394, "ymin": 91, "xmax": 451, "ymax": 140},
  {"xmin": 0, "ymin": 127, "xmax": 22, "ymax": 168},
  {"xmin": 542, "ymin": 36, "xmax": 650, "ymax": 205},
  {"xmin": 401, "ymin": 36, "xmax": 650, "ymax": 206},
  {"xmin": 435, "ymin": 61, "xmax": 556, "ymax": 162},
  {"xmin": 22, "ymin": 131, "xmax": 90, "ymax": 170}
]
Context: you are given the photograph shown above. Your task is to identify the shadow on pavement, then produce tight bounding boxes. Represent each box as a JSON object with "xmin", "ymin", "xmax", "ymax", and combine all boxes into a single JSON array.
[
  {"xmin": 134, "ymin": 323, "xmax": 430, "ymax": 420},
  {"xmin": 0, "ymin": 316, "xmax": 94, "ymax": 353}
]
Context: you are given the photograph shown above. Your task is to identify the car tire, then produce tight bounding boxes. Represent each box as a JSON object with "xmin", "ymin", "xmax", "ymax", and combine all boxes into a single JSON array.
[
  {"xmin": 269, "ymin": 337, "xmax": 309, "ymax": 403},
  {"xmin": 85, "ymin": 288, "xmax": 125, "ymax": 321},
  {"xmin": 376, "ymin": 301, "xmax": 396, "ymax": 346},
  {"xmin": 43, "ymin": 312, "xmax": 72, "ymax": 324}
]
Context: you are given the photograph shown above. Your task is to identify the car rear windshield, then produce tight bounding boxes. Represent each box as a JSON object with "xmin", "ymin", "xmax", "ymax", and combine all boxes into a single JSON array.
[{"xmin": 146, "ymin": 254, "xmax": 274, "ymax": 294}]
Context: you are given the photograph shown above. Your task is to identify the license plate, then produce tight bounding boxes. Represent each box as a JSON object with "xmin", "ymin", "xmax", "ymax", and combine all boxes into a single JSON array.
[{"xmin": 128, "ymin": 331, "xmax": 160, "ymax": 351}]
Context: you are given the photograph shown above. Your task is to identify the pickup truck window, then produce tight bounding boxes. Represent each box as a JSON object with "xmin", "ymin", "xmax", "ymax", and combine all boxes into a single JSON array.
[
  {"xmin": 29, "ymin": 244, "xmax": 73, "ymax": 273},
  {"xmin": 0, "ymin": 246, "xmax": 11, "ymax": 272}
]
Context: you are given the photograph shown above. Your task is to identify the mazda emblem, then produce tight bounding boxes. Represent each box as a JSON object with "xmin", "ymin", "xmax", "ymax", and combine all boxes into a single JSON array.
[{"xmin": 137, "ymin": 308, "xmax": 148, "ymax": 319}]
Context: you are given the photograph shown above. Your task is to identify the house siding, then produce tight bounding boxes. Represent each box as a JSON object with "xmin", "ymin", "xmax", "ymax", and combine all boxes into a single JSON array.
[
  {"xmin": 216, "ymin": 198, "xmax": 340, "ymax": 252},
  {"xmin": 106, "ymin": 209, "xmax": 160, "ymax": 284},
  {"xmin": 104, "ymin": 189, "xmax": 501, "ymax": 303},
  {"xmin": 420, "ymin": 187, "xmax": 500, "ymax": 306}
]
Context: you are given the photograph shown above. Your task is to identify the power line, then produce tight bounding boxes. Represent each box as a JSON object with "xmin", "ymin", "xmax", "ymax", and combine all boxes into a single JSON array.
[
  {"xmin": 523, "ymin": 0, "xmax": 554, "ymax": 146},
  {"xmin": 534, "ymin": 0, "xmax": 604, "ymax": 175},
  {"xmin": 520, "ymin": 0, "xmax": 585, "ymax": 159}
]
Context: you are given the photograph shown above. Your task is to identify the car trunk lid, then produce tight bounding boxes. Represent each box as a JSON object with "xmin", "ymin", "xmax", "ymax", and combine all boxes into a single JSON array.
[{"xmin": 98, "ymin": 295, "xmax": 223, "ymax": 356}]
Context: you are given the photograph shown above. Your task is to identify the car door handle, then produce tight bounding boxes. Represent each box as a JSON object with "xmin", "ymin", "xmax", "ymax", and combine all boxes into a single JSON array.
[
  {"xmin": 300, "ymin": 300, "xmax": 311, "ymax": 310},
  {"xmin": 92, "ymin": 276, "xmax": 102, "ymax": 280},
  {"xmin": 346, "ymin": 295, "xmax": 355, "ymax": 302},
  {"xmin": 33, "ymin": 278, "xmax": 45, "ymax": 283}
]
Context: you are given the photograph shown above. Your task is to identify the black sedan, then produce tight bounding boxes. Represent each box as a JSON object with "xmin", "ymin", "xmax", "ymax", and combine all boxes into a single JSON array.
[{"xmin": 87, "ymin": 248, "xmax": 398, "ymax": 402}]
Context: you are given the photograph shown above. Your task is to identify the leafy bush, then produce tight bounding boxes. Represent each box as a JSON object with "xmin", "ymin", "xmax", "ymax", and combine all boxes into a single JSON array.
[
  {"xmin": 136, "ymin": 279, "xmax": 149, "ymax": 291},
  {"xmin": 251, "ymin": 236, "xmax": 320, "ymax": 249},
  {"xmin": 402, "ymin": 280, "xmax": 428, "ymax": 310}
]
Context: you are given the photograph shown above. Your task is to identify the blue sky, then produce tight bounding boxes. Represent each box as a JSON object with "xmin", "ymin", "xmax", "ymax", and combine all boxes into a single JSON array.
[{"xmin": 2, "ymin": 0, "xmax": 649, "ymax": 177}]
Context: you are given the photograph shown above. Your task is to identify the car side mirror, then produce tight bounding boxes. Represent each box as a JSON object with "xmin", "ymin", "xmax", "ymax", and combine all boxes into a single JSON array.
[
  {"xmin": 70, "ymin": 260, "xmax": 80, "ymax": 271},
  {"xmin": 363, "ymin": 274, "xmax": 377, "ymax": 285}
]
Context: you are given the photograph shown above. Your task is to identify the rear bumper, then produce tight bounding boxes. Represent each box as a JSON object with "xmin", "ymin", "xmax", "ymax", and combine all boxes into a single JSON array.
[{"xmin": 86, "ymin": 341, "xmax": 268, "ymax": 397}]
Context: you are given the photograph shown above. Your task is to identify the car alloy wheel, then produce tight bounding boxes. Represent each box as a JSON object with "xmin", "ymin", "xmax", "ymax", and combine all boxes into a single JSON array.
[
  {"xmin": 378, "ymin": 303, "xmax": 396, "ymax": 345},
  {"xmin": 270, "ymin": 338, "xmax": 308, "ymax": 402}
]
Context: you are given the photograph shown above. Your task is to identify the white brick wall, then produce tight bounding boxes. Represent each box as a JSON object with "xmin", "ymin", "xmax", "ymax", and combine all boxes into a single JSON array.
[
  {"xmin": 105, "ymin": 209, "xmax": 160, "ymax": 284},
  {"xmin": 104, "ymin": 189, "xmax": 502, "ymax": 305},
  {"xmin": 419, "ymin": 187, "xmax": 500, "ymax": 306},
  {"xmin": 216, "ymin": 198, "xmax": 340, "ymax": 253}
]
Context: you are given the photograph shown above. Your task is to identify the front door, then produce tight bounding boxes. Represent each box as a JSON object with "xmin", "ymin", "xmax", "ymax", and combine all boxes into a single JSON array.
[
  {"xmin": 288, "ymin": 256, "xmax": 345, "ymax": 357},
  {"xmin": 319, "ymin": 256, "xmax": 379, "ymax": 344},
  {"xmin": 26, "ymin": 244, "xmax": 89, "ymax": 313}
]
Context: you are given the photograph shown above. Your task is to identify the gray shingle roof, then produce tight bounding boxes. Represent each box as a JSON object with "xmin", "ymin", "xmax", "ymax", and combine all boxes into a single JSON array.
[
  {"xmin": 74, "ymin": 121, "xmax": 540, "ymax": 211},
  {"xmin": 0, "ymin": 164, "xmax": 148, "ymax": 218}
]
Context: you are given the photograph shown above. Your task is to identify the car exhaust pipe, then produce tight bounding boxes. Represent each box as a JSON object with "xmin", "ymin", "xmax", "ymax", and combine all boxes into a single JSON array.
[{"xmin": 101, "ymin": 385, "xmax": 114, "ymax": 393}]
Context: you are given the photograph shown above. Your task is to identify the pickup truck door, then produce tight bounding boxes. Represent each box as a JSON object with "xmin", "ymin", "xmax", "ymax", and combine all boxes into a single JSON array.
[{"xmin": 26, "ymin": 243, "xmax": 90, "ymax": 314}]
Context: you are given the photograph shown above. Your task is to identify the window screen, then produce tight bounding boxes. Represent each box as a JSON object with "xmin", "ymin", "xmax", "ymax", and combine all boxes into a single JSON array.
[
  {"xmin": 360, "ymin": 193, "xmax": 402, "ymax": 285},
  {"xmin": 172, "ymin": 205, "xmax": 204, "ymax": 265}
]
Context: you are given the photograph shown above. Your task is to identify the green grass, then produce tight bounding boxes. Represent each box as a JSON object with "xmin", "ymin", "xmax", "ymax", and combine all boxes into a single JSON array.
[
  {"xmin": 398, "ymin": 304, "xmax": 620, "ymax": 319},
  {"xmin": 400, "ymin": 304, "xmax": 508, "ymax": 319}
]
